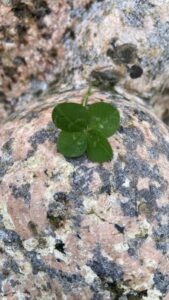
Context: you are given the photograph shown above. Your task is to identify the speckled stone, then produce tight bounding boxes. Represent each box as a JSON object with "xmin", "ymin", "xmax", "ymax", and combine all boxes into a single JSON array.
[
  {"xmin": 0, "ymin": 0, "xmax": 72, "ymax": 121},
  {"xmin": 63, "ymin": 0, "xmax": 169, "ymax": 99},
  {"xmin": 0, "ymin": 0, "xmax": 94, "ymax": 122},
  {"xmin": 1, "ymin": 0, "xmax": 169, "ymax": 124},
  {"xmin": 1, "ymin": 88, "xmax": 169, "ymax": 299}
]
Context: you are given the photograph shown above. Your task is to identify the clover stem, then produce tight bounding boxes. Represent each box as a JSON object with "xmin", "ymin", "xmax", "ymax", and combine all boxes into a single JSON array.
[{"xmin": 82, "ymin": 84, "xmax": 92, "ymax": 107}]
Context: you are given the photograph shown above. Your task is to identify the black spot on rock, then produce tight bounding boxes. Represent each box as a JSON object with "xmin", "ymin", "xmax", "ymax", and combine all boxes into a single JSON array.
[
  {"xmin": 128, "ymin": 65, "xmax": 143, "ymax": 79},
  {"xmin": 55, "ymin": 239, "xmax": 65, "ymax": 254},
  {"xmin": 114, "ymin": 224, "xmax": 125, "ymax": 234}
]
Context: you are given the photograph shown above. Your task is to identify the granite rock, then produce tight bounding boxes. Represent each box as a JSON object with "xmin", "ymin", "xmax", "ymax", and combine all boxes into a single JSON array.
[
  {"xmin": 1, "ymin": 0, "xmax": 169, "ymax": 124},
  {"xmin": 0, "ymin": 89, "xmax": 169, "ymax": 299},
  {"xmin": 62, "ymin": 0, "xmax": 169, "ymax": 121},
  {"xmin": 0, "ymin": 0, "xmax": 72, "ymax": 120}
]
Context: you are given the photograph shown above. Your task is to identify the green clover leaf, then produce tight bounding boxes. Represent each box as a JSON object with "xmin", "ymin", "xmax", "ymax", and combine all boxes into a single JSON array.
[
  {"xmin": 52, "ymin": 87, "xmax": 120, "ymax": 163},
  {"xmin": 57, "ymin": 131, "xmax": 87, "ymax": 157},
  {"xmin": 86, "ymin": 130, "xmax": 113, "ymax": 163},
  {"xmin": 87, "ymin": 102, "xmax": 120, "ymax": 137},
  {"xmin": 52, "ymin": 103, "xmax": 89, "ymax": 132}
]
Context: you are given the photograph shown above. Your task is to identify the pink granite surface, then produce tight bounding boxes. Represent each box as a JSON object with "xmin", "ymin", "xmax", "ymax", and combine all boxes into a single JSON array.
[{"xmin": 0, "ymin": 89, "xmax": 169, "ymax": 299}]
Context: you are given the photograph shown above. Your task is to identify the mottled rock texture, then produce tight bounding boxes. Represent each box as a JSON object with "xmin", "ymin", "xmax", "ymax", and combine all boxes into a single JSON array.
[
  {"xmin": 1, "ymin": 0, "xmax": 169, "ymax": 299},
  {"xmin": 64, "ymin": 0, "xmax": 169, "ymax": 121},
  {"xmin": 1, "ymin": 89, "xmax": 169, "ymax": 299},
  {"xmin": 1, "ymin": 0, "xmax": 169, "ymax": 123},
  {"xmin": 0, "ymin": 0, "xmax": 72, "ymax": 120}
]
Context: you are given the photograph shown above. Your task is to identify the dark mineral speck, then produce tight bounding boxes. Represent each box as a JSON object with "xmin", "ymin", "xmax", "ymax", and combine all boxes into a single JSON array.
[
  {"xmin": 128, "ymin": 65, "xmax": 143, "ymax": 79},
  {"xmin": 55, "ymin": 239, "xmax": 65, "ymax": 254},
  {"xmin": 114, "ymin": 224, "xmax": 125, "ymax": 234}
]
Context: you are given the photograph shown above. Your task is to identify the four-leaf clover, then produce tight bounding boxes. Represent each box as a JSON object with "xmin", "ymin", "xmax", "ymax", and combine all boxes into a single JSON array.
[{"xmin": 52, "ymin": 100, "xmax": 120, "ymax": 163}]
